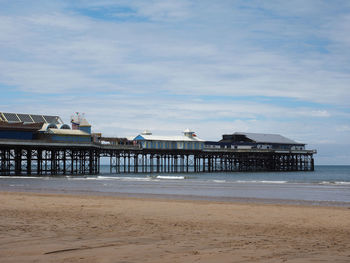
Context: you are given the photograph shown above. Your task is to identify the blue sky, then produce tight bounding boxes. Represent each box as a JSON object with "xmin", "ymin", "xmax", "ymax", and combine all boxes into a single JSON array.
[{"xmin": 1, "ymin": 0, "xmax": 350, "ymax": 164}]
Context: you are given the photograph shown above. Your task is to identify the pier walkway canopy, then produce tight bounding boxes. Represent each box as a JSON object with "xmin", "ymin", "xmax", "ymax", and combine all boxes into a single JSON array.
[{"xmin": 0, "ymin": 112, "xmax": 63, "ymax": 124}]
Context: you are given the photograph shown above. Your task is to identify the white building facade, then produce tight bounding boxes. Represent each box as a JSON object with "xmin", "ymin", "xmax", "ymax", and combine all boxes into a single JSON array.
[{"xmin": 133, "ymin": 129, "xmax": 205, "ymax": 150}]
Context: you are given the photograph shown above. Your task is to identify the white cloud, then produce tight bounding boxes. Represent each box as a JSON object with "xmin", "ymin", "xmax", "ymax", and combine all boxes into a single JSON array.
[
  {"xmin": 336, "ymin": 125, "xmax": 350, "ymax": 132},
  {"xmin": 1, "ymin": 5, "xmax": 350, "ymax": 104},
  {"xmin": 1, "ymin": 0, "xmax": 350, "ymax": 164},
  {"xmin": 307, "ymin": 110, "xmax": 331, "ymax": 118},
  {"xmin": 133, "ymin": 0, "xmax": 191, "ymax": 21}
]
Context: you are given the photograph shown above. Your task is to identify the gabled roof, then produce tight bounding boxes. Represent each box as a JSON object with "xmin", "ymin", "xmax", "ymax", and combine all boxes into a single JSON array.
[
  {"xmin": 79, "ymin": 118, "xmax": 91, "ymax": 127},
  {"xmin": 134, "ymin": 134, "xmax": 204, "ymax": 142},
  {"xmin": 234, "ymin": 132, "xmax": 304, "ymax": 145}
]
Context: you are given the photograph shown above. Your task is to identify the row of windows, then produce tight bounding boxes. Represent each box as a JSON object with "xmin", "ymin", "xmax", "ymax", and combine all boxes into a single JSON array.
[{"xmin": 142, "ymin": 141, "xmax": 203, "ymax": 150}]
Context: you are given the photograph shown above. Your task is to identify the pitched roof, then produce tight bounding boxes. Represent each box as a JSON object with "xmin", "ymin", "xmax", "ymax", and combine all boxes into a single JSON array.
[
  {"xmin": 79, "ymin": 118, "xmax": 91, "ymax": 127},
  {"xmin": 235, "ymin": 132, "xmax": 304, "ymax": 145},
  {"xmin": 134, "ymin": 134, "xmax": 204, "ymax": 142}
]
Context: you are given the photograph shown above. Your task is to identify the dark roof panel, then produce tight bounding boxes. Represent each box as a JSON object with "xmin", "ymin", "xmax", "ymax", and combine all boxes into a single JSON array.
[
  {"xmin": 236, "ymin": 132, "xmax": 301, "ymax": 144},
  {"xmin": 17, "ymin": 114, "xmax": 34, "ymax": 123},
  {"xmin": 43, "ymin": 115, "xmax": 59, "ymax": 124},
  {"xmin": 31, "ymin": 115, "xmax": 46, "ymax": 123},
  {"xmin": 3, "ymin": 113, "xmax": 20, "ymax": 122},
  {"xmin": 221, "ymin": 132, "xmax": 305, "ymax": 146}
]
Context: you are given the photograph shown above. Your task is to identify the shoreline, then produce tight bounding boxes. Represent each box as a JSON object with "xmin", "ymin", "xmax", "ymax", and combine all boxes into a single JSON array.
[
  {"xmin": 1, "ymin": 188, "xmax": 350, "ymax": 208},
  {"xmin": 1, "ymin": 165, "xmax": 350, "ymax": 206},
  {"xmin": 1, "ymin": 191, "xmax": 350, "ymax": 262}
]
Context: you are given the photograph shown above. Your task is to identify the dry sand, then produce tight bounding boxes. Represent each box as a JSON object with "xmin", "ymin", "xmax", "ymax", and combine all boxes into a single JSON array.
[{"xmin": 0, "ymin": 191, "xmax": 349, "ymax": 263}]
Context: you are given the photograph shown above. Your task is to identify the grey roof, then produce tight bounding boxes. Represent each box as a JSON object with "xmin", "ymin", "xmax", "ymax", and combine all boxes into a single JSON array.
[{"xmin": 235, "ymin": 132, "xmax": 304, "ymax": 145}]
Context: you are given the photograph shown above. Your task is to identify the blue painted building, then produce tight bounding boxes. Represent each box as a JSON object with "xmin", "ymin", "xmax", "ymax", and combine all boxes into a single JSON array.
[
  {"xmin": 0, "ymin": 122, "xmax": 43, "ymax": 140},
  {"xmin": 43, "ymin": 129, "xmax": 91, "ymax": 143}
]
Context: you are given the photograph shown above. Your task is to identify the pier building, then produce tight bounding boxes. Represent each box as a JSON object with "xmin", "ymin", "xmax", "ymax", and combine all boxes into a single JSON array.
[
  {"xmin": 206, "ymin": 132, "xmax": 306, "ymax": 150},
  {"xmin": 133, "ymin": 129, "xmax": 205, "ymax": 150},
  {"xmin": 37, "ymin": 129, "xmax": 91, "ymax": 143},
  {"xmin": 0, "ymin": 112, "xmax": 92, "ymax": 143},
  {"xmin": 0, "ymin": 112, "xmax": 63, "ymax": 140}
]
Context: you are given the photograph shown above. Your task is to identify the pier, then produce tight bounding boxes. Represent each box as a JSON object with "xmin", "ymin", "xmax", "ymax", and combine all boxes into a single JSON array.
[{"xmin": 0, "ymin": 140, "xmax": 315, "ymax": 176}]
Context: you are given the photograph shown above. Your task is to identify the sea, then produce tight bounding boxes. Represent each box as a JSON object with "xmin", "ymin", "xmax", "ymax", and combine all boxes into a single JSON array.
[{"xmin": 0, "ymin": 165, "xmax": 349, "ymax": 206}]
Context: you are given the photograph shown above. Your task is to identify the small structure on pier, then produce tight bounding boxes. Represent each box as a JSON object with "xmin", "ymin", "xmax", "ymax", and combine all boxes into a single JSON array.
[
  {"xmin": 133, "ymin": 129, "xmax": 205, "ymax": 150},
  {"xmin": 71, "ymin": 112, "xmax": 92, "ymax": 134}
]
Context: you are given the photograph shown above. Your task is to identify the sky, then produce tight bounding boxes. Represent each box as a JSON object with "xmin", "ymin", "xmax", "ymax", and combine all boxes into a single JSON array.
[{"xmin": 0, "ymin": 0, "xmax": 349, "ymax": 164}]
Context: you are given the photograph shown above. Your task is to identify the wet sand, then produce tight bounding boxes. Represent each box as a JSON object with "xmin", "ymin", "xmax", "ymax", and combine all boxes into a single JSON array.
[{"xmin": 0, "ymin": 191, "xmax": 349, "ymax": 262}]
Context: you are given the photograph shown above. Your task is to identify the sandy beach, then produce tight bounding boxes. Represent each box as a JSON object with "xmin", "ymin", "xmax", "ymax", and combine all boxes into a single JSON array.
[{"xmin": 0, "ymin": 191, "xmax": 349, "ymax": 262}]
